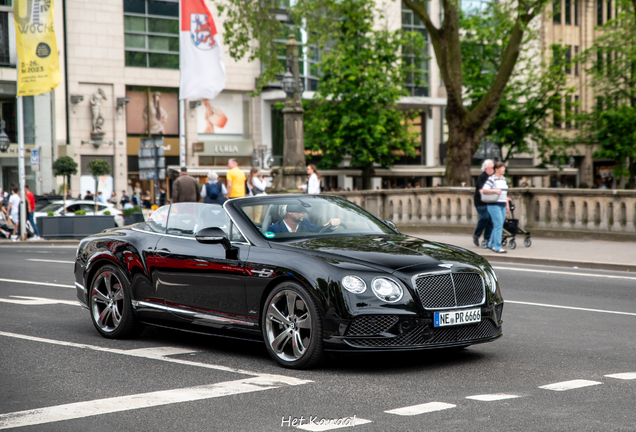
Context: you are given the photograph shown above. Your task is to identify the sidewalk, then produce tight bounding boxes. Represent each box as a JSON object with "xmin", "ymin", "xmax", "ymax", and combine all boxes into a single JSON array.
[
  {"xmin": 412, "ymin": 233, "xmax": 636, "ymax": 272},
  {"xmin": 0, "ymin": 233, "xmax": 634, "ymax": 272}
]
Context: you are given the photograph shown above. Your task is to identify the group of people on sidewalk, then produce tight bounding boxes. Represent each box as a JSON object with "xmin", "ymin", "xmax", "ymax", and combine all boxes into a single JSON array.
[
  {"xmin": 473, "ymin": 159, "xmax": 511, "ymax": 254},
  {"xmin": 0, "ymin": 185, "xmax": 42, "ymax": 241}
]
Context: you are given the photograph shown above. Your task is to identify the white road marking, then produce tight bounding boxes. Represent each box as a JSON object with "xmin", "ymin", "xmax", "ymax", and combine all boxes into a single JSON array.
[
  {"xmin": 125, "ymin": 346, "xmax": 198, "ymax": 357},
  {"xmin": 605, "ymin": 373, "xmax": 636, "ymax": 380},
  {"xmin": 493, "ymin": 266, "xmax": 636, "ymax": 280},
  {"xmin": 0, "ymin": 296, "xmax": 80, "ymax": 306},
  {"xmin": 295, "ymin": 417, "xmax": 372, "ymax": 431},
  {"xmin": 0, "ymin": 376, "xmax": 307, "ymax": 430},
  {"xmin": 466, "ymin": 394, "xmax": 520, "ymax": 401},
  {"xmin": 0, "ymin": 331, "xmax": 312, "ymax": 383},
  {"xmin": 539, "ymin": 380, "xmax": 602, "ymax": 391},
  {"xmin": 0, "ymin": 278, "xmax": 74, "ymax": 289},
  {"xmin": 506, "ymin": 300, "xmax": 636, "ymax": 317},
  {"xmin": 385, "ymin": 402, "xmax": 456, "ymax": 416},
  {"xmin": 26, "ymin": 258, "xmax": 75, "ymax": 264}
]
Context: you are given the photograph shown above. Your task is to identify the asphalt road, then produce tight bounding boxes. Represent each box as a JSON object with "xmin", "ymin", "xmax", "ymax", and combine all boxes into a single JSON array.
[{"xmin": 1, "ymin": 246, "xmax": 635, "ymax": 431}]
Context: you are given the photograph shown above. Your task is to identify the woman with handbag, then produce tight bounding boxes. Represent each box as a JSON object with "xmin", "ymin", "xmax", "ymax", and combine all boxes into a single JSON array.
[
  {"xmin": 481, "ymin": 161, "xmax": 511, "ymax": 253},
  {"xmin": 247, "ymin": 168, "xmax": 267, "ymax": 196}
]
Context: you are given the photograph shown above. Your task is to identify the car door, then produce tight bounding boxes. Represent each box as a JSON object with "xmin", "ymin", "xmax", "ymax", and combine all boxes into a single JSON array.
[{"xmin": 152, "ymin": 203, "xmax": 251, "ymax": 327}]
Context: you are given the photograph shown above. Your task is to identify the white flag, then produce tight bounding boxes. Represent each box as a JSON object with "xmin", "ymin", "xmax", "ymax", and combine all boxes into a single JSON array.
[{"xmin": 179, "ymin": 0, "xmax": 226, "ymax": 100}]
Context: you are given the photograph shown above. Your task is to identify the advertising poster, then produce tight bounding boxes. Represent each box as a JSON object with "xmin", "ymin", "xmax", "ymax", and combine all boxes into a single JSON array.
[
  {"xmin": 126, "ymin": 90, "xmax": 179, "ymax": 135},
  {"xmin": 196, "ymin": 92, "xmax": 244, "ymax": 135}
]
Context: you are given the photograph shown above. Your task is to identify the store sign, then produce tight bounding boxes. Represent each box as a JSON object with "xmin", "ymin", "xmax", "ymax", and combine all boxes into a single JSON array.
[
  {"xmin": 198, "ymin": 140, "xmax": 253, "ymax": 156},
  {"xmin": 0, "ymin": 144, "xmax": 35, "ymax": 158}
]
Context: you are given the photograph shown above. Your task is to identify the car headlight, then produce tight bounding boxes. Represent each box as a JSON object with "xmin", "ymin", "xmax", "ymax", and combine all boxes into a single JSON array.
[
  {"xmin": 485, "ymin": 269, "xmax": 498, "ymax": 293},
  {"xmin": 371, "ymin": 277, "xmax": 403, "ymax": 302},
  {"xmin": 342, "ymin": 275, "xmax": 366, "ymax": 294}
]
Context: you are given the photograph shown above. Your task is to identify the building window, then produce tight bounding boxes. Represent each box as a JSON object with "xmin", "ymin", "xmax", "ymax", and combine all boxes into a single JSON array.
[
  {"xmin": 402, "ymin": 2, "xmax": 429, "ymax": 96},
  {"xmin": 553, "ymin": 94, "xmax": 562, "ymax": 129},
  {"xmin": 574, "ymin": 46, "xmax": 579, "ymax": 75},
  {"xmin": 0, "ymin": 11, "xmax": 10, "ymax": 66},
  {"xmin": 574, "ymin": 95, "xmax": 579, "ymax": 128},
  {"xmin": 565, "ymin": 0, "xmax": 571, "ymax": 24},
  {"xmin": 607, "ymin": 0, "xmax": 612, "ymax": 20},
  {"xmin": 553, "ymin": 0, "xmax": 561, "ymax": 24},
  {"xmin": 565, "ymin": 95, "xmax": 573, "ymax": 129},
  {"xmin": 597, "ymin": 0, "xmax": 603, "ymax": 25},
  {"xmin": 574, "ymin": 0, "xmax": 579, "ymax": 25},
  {"xmin": 565, "ymin": 45, "xmax": 572, "ymax": 74},
  {"xmin": 124, "ymin": 0, "xmax": 179, "ymax": 69}
]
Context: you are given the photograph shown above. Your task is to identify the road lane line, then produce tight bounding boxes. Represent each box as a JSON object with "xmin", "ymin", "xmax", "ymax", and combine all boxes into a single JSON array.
[
  {"xmin": 605, "ymin": 373, "xmax": 636, "ymax": 380},
  {"xmin": 26, "ymin": 258, "xmax": 75, "ymax": 264},
  {"xmin": 295, "ymin": 417, "xmax": 372, "ymax": 431},
  {"xmin": 0, "ymin": 376, "xmax": 306, "ymax": 430},
  {"xmin": 385, "ymin": 402, "xmax": 456, "ymax": 416},
  {"xmin": 466, "ymin": 394, "xmax": 520, "ymax": 401},
  {"xmin": 539, "ymin": 380, "xmax": 602, "ymax": 391},
  {"xmin": 493, "ymin": 266, "xmax": 636, "ymax": 280},
  {"xmin": 0, "ymin": 296, "xmax": 80, "ymax": 306},
  {"xmin": 506, "ymin": 300, "xmax": 636, "ymax": 317},
  {"xmin": 0, "ymin": 278, "xmax": 74, "ymax": 289},
  {"xmin": 0, "ymin": 331, "xmax": 312, "ymax": 384}
]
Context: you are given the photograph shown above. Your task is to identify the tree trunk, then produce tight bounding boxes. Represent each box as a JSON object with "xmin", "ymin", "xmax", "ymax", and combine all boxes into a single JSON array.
[{"xmin": 362, "ymin": 164, "xmax": 374, "ymax": 190}]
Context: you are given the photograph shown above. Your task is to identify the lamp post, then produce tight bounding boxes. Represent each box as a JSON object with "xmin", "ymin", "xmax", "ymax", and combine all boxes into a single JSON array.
[{"xmin": 274, "ymin": 34, "xmax": 306, "ymax": 191}]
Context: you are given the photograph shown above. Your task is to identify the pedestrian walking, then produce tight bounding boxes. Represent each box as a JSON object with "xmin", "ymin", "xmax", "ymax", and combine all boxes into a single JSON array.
[
  {"xmin": 226, "ymin": 159, "xmax": 246, "ymax": 199},
  {"xmin": 247, "ymin": 168, "xmax": 267, "ymax": 196},
  {"xmin": 172, "ymin": 166, "xmax": 201, "ymax": 203},
  {"xmin": 0, "ymin": 201, "xmax": 11, "ymax": 239},
  {"xmin": 108, "ymin": 191, "xmax": 118, "ymax": 206},
  {"xmin": 472, "ymin": 159, "xmax": 494, "ymax": 247},
  {"xmin": 120, "ymin": 190, "xmax": 131, "ymax": 209},
  {"xmin": 201, "ymin": 171, "xmax": 227, "ymax": 205},
  {"xmin": 158, "ymin": 186, "xmax": 167, "ymax": 207},
  {"xmin": 298, "ymin": 164, "xmax": 321, "ymax": 194},
  {"xmin": 7, "ymin": 187, "xmax": 21, "ymax": 241},
  {"xmin": 481, "ymin": 161, "xmax": 511, "ymax": 254},
  {"xmin": 24, "ymin": 185, "xmax": 41, "ymax": 240},
  {"xmin": 83, "ymin": 191, "xmax": 94, "ymax": 201}
]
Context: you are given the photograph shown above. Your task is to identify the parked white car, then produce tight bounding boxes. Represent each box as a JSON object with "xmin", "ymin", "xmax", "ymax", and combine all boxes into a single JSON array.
[{"xmin": 34, "ymin": 200, "xmax": 124, "ymax": 227}]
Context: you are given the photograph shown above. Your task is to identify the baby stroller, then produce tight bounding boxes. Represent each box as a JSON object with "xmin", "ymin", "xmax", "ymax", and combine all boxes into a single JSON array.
[{"xmin": 481, "ymin": 202, "xmax": 531, "ymax": 250}]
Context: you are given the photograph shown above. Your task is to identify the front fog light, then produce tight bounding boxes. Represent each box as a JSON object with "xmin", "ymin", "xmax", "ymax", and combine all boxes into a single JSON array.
[
  {"xmin": 342, "ymin": 275, "xmax": 366, "ymax": 293},
  {"xmin": 371, "ymin": 277, "xmax": 403, "ymax": 302}
]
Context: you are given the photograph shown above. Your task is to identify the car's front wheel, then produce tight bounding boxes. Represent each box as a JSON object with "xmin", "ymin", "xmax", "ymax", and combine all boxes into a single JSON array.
[
  {"xmin": 89, "ymin": 264, "xmax": 141, "ymax": 339},
  {"xmin": 262, "ymin": 282, "xmax": 323, "ymax": 369}
]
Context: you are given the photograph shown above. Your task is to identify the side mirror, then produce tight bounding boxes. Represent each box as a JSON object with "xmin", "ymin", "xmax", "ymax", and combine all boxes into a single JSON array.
[
  {"xmin": 195, "ymin": 227, "xmax": 231, "ymax": 250},
  {"xmin": 383, "ymin": 220, "xmax": 398, "ymax": 231}
]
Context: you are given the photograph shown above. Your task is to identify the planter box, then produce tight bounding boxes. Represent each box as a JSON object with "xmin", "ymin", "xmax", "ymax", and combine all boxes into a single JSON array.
[
  {"xmin": 37, "ymin": 215, "xmax": 117, "ymax": 239},
  {"xmin": 123, "ymin": 213, "xmax": 145, "ymax": 225}
]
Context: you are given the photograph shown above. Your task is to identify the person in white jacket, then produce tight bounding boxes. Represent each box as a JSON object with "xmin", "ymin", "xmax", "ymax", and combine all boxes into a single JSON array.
[{"xmin": 299, "ymin": 164, "xmax": 321, "ymax": 194}]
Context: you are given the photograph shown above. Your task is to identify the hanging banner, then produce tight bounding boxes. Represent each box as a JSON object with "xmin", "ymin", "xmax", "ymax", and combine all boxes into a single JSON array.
[
  {"xmin": 13, "ymin": 0, "xmax": 62, "ymax": 96},
  {"xmin": 179, "ymin": 0, "xmax": 226, "ymax": 101}
]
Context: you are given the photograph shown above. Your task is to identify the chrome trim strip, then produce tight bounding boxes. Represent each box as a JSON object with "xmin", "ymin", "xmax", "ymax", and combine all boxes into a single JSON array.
[
  {"xmin": 134, "ymin": 301, "xmax": 257, "ymax": 327},
  {"xmin": 131, "ymin": 226, "xmax": 251, "ymax": 246},
  {"xmin": 411, "ymin": 270, "xmax": 486, "ymax": 311},
  {"xmin": 75, "ymin": 282, "xmax": 86, "ymax": 292}
]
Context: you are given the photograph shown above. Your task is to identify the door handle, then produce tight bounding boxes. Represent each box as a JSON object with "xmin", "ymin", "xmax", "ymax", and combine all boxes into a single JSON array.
[{"xmin": 157, "ymin": 248, "xmax": 171, "ymax": 253}]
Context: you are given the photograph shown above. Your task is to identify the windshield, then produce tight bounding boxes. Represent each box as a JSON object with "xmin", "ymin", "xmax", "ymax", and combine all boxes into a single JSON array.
[
  {"xmin": 38, "ymin": 203, "xmax": 64, "ymax": 213},
  {"xmin": 236, "ymin": 195, "xmax": 395, "ymax": 241}
]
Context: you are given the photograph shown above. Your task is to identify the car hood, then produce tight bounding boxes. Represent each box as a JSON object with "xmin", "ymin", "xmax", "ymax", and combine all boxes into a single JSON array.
[{"xmin": 275, "ymin": 235, "xmax": 487, "ymax": 273}]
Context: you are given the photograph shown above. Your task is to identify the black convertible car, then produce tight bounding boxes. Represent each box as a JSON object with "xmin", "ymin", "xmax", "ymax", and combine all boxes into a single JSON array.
[{"xmin": 74, "ymin": 194, "xmax": 503, "ymax": 369}]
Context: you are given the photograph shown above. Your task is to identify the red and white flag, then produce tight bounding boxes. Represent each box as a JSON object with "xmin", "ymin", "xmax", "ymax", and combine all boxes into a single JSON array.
[{"xmin": 179, "ymin": 0, "xmax": 226, "ymax": 100}]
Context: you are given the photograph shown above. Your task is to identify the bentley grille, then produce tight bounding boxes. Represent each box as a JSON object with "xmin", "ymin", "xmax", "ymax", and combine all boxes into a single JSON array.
[{"xmin": 414, "ymin": 272, "xmax": 485, "ymax": 309}]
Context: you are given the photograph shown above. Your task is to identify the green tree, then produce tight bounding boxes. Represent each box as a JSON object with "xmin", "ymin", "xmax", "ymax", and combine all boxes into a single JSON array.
[
  {"xmin": 215, "ymin": 0, "xmax": 549, "ymax": 185},
  {"xmin": 52, "ymin": 156, "xmax": 78, "ymax": 215},
  {"xmin": 578, "ymin": 0, "xmax": 636, "ymax": 188},
  {"xmin": 302, "ymin": 0, "xmax": 426, "ymax": 188},
  {"xmin": 461, "ymin": 5, "xmax": 575, "ymax": 164},
  {"xmin": 87, "ymin": 159, "xmax": 111, "ymax": 213}
]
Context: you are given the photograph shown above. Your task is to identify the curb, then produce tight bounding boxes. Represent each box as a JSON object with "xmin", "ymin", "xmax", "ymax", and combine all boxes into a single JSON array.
[
  {"xmin": 479, "ymin": 254, "xmax": 636, "ymax": 273},
  {"xmin": 0, "ymin": 240, "xmax": 80, "ymax": 246}
]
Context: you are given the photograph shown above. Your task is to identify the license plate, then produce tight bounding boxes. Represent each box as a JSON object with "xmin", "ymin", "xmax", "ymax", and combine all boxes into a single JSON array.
[{"xmin": 434, "ymin": 308, "xmax": 481, "ymax": 327}]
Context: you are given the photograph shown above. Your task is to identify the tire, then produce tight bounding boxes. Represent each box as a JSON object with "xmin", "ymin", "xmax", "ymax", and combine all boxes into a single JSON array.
[
  {"xmin": 262, "ymin": 282, "xmax": 324, "ymax": 369},
  {"xmin": 509, "ymin": 239, "xmax": 517, "ymax": 250},
  {"xmin": 89, "ymin": 264, "xmax": 141, "ymax": 339},
  {"xmin": 524, "ymin": 237, "xmax": 532, "ymax": 247}
]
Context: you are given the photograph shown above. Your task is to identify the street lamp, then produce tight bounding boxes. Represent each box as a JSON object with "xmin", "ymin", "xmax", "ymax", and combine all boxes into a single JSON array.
[{"xmin": 0, "ymin": 120, "xmax": 10, "ymax": 153}]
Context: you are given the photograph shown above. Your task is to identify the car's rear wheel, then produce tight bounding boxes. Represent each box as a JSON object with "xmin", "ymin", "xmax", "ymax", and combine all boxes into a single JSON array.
[
  {"xmin": 89, "ymin": 264, "xmax": 140, "ymax": 339},
  {"xmin": 262, "ymin": 282, "xmax": 323, "ymax": 369}
]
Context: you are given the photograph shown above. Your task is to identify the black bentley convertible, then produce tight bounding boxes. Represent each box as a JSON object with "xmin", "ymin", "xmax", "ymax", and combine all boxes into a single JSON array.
[{"xmin": 74, "ymin": 194, "xmax": 503, "ymax": 369}]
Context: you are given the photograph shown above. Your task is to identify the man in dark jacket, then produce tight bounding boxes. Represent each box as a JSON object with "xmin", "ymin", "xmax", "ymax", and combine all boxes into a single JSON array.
[
  {"xmin": 172, "ymin": 167, "xmax": 201, "ymax": 203},
  {"xmin": 267, "ymin": 204, "xmax": 340, "ymax": 233},
  {"xmin": 473, "ymin": 159, "xmax": 494, "ymax": 246}
]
